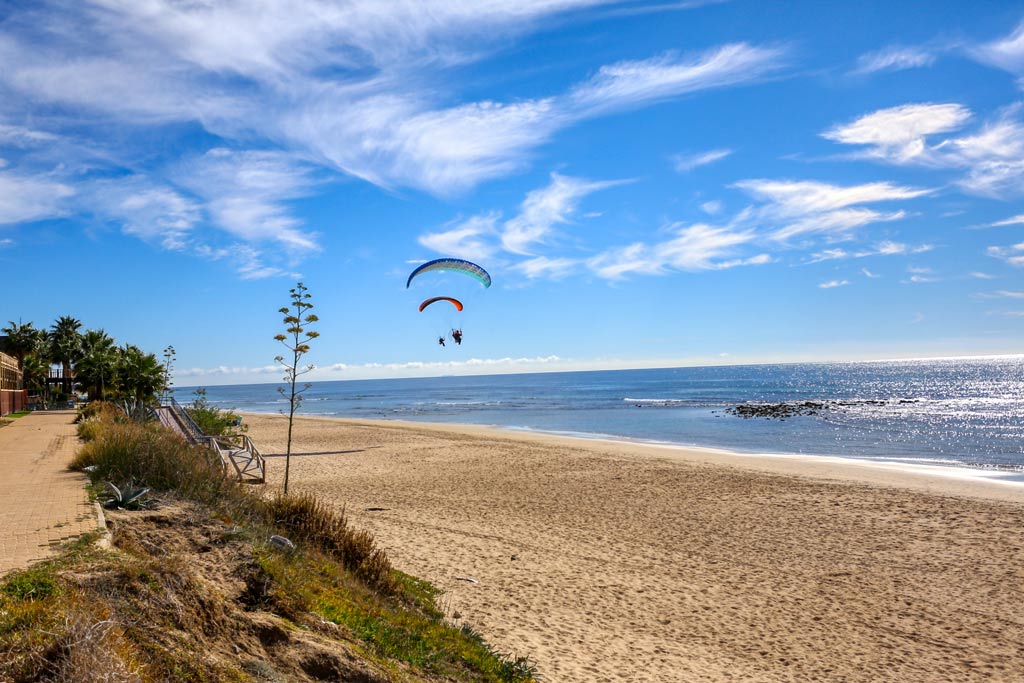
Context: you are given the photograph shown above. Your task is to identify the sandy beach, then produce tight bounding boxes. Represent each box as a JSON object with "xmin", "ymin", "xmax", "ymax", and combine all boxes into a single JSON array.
[{"xmin": 244, "ymin": 413, "xmax": 1024, "ymax": 683}]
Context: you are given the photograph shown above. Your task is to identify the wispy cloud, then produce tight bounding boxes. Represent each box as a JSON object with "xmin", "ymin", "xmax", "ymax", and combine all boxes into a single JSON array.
[
  {"xmin": 419, "ymin": 172, "xmax": 619, "ymax": 262},
  {"xmin": 987, "ymin": 242, "xmax": 1024, "ymax": 267},
  {"xmin": 587, "ymin": 222, "xmax": 766, "ymax": 280},
  {"xmin": 502, "ymin": 173, "xmax": 626, "ymax": 254},
  {"xmin": 0, "ymin": 1, "xmax": 790, "ymax": 276},
  {"xmin": 90, "ymin": 177, "xmax": 200, "ymax": 252},
  {"xmin": 852, "ymin": 46, "xmax": 936, "ymax": 75},
  {"xmin": 418, "ymin": 213, "xmax": 501, "ymax": 262},
  {"xmin": 176, "ymin": 149, "xmax": 322, "ymax": 254},
  {"xmin": 818, "ymin": 279, "xmax": 850, "ymax": 289},
  {"xmin": 990, "ymin": 213, "xmax": 1024, "ymax": 227},
  {"xmin": 807, "ymin": 241, "xmax": 934, "ymax": 263},
  {"xmin": 734, "ymin": 179, "xmax": 929, "ymax": 241},
  {"xmin": 862, "ymin": 267, "xmax": 880, "ymax": 278},
  {"xmin": 975, "ymin": 290, "xmax": 1024, "ymax": 299},
  {"xmin": 512, "ymin": 256, "xmax": 581, "ymax": 280},
  {"xmin": 568, "ymin": 43, "xmax": 787, "ymax": 114},
  {"xmin": 0, "ymin": 170, "xmax": 74, "ymax": 224},
  {"xmin": 822, "ymin": 103, "xmax": 971, "ymax": 164},
  {"xmin": 970, "ymin": 21, "xmax": 1024, "ymax": 85},
  {"xmin": 671, "ymin": 148, "xmax": 732, "ymax": 172},
  {"xmin": 823, "ymin": 102, "xmax": 1024, "ymax": 197},
  {"xmin": 969, "ymin": 271, "xmax": 995, "ymax": 279}
]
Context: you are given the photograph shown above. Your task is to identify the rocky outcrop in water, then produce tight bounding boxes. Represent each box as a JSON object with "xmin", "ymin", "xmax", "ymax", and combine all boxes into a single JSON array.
[{"xmin": 726, "ymin": 398, "xmax": 917, "ymax": 420}]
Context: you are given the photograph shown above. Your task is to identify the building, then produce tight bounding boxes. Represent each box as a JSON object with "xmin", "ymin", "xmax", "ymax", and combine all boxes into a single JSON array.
[{"xmin": 0, "ymin": 350, "xmax": 26, "ymax": 415}]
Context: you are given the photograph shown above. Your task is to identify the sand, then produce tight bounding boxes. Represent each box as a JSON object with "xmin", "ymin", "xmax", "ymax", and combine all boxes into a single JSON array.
[{"xmin": 243, "ymin": 413, "xmax": 1024, "ymax": 683}]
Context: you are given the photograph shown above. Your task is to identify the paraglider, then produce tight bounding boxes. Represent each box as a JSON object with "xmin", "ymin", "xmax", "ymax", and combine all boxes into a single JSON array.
[
  {"xmin": 408, "ymin": 258, "xmax": 489, "ymax": 347},
  {"xmin": 419, "ymin": 296, "xmax": 464, "ymax": 312},
  {"xmin": 406, "ymin": 258, "xmax": 491, "ymax": 289}
]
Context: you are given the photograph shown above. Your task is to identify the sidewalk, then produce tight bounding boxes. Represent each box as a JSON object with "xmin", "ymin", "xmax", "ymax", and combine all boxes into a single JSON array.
[{"xmin": 0, "ymin": 410, "xmax": 97, "ymax": 577}]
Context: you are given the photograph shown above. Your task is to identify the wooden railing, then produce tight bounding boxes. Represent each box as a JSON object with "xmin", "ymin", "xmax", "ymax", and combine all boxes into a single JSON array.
[{"xmin": 157, "ymin": 395, "xmax": 265, "ymax": 484}]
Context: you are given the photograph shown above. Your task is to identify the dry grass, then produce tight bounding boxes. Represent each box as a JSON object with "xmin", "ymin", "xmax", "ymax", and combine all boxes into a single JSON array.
[
  {"xmin": 71, "ymin": 417, "xmax": 238, "ymax": 505},
  {"xmin": 259, "ymin": 492, "xmax": 396, "ymax": 593}
]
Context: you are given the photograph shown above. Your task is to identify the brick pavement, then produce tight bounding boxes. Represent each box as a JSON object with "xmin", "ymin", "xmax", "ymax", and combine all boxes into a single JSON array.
[{"xmin": 0, "ymin": 410, "xmax": 98, "ymax": 577}]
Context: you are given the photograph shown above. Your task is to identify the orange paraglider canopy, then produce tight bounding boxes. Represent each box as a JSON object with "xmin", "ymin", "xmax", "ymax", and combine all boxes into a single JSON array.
[{"xmin": 418, "ymin": 296, "xmax": 464, "ymax": 313}]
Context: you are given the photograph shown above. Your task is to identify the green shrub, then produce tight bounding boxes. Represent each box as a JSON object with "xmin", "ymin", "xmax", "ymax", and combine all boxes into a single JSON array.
[
  {"xmin": 2, "ymin": 568, "xmax": 59, "ymax": 601},
  {"xmin": 183, "ymin": 388, "xmax": 244, "ymax": 437}
]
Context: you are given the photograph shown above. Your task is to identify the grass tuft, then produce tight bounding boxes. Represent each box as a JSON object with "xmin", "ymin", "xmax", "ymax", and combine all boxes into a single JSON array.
[{"xmin": 259, "ymin": 492, "xmax": 396, "ymax": 593}]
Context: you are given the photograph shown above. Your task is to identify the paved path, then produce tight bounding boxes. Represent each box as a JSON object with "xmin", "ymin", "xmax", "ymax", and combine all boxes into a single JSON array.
[{"xmin": 0, "ymin": 411, "xmax": 97, "ymax": 577}]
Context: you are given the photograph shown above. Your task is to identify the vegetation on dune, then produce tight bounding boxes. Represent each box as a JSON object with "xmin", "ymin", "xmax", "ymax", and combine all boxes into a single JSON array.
[
  {"xmin": 2, "ymin": 402, "xmax": 538, "ymax": 682},
  {"xmin": 185, "ymin": 388, "xmax": 246, "ymax": 438}
]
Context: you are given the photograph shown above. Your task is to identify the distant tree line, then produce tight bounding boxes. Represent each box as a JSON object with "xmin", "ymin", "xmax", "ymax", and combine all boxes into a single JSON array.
[{"xmin": 1, "ymin": 316, "xmax": 167, "ymax": 407}]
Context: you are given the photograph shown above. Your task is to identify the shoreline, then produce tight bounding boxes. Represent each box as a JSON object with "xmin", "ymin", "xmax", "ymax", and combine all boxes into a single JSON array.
[{"xmin": 242, "ymin": 412, "xmax": 1024, "ymax": 503}]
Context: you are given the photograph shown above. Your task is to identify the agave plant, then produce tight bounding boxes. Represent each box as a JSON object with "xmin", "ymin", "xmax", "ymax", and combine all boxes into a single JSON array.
[{"xmin": 103, "ymin": 480, "xmax": 153, "ymax": 510}]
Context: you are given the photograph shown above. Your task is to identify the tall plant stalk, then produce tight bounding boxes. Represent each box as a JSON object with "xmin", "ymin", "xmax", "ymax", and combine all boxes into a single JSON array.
[{"xmin": 274, "ymin": 282, "xmax": 319, "ymax": 494}]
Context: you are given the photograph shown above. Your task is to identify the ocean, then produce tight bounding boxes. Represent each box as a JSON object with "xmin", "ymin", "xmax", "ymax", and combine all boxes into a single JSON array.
[{"xmin": 185, "ymin": 356, "xmax": 1024, "ymax": 473}]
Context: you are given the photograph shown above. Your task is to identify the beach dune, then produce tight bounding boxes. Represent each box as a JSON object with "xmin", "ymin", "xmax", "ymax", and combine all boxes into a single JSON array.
[{"xmin": 244, "ymin": 413, "xmax": 1024, "ymax": 683}]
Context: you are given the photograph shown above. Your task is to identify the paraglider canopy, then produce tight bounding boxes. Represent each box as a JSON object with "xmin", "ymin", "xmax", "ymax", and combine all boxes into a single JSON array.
[
  {"xmin": 406, "ymin": 258, "xmax": 491, "ymax": 289},
  {"xmin": 419, "ymin": 296, "xmax": 464, "ymax": 312}
]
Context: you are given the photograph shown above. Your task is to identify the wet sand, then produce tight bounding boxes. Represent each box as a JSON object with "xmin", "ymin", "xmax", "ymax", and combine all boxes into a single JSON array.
[{"xmin": 244, "ymin": 413, "xmax": 1024, "ymax": 683}]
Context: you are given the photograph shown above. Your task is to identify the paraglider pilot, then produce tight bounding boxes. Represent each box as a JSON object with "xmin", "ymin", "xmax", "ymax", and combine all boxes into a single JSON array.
[
  {"xmin": 438, "ymin": 336, "xmax": 446, "ymax": 347},
  {"xmin": 451, "ymin": 329, "xmax": 463, "ymax": 345}
]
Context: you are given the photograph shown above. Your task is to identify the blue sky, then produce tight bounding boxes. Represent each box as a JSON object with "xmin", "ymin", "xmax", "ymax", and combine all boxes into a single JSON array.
[{"xmin": 1, "ymin": 0, "xmax": 1022, "ymax": 385}]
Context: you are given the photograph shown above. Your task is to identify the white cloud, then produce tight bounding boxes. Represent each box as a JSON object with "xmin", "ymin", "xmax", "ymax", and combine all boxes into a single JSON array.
[
  {"xmin": 418, "ymin": 213, "xmax": 501, "ymax": 262},
  {"xmin": 176, "ymin": 149, "xmax": 321, "ymax": 254},
  {"xmin": 818, "ymin": 279, "xmax": 849, "ymax": 289},
  {"xmin": 903, "ymin": 274, "xmax": 939, "ymax": 284},
  {"xmin": 569, "ymin": 43, "xmax": 787, "ymax": 114},
  {"xmin": 822, "ymin": 103, "xmax": 971, "ymax": 164},
  {"xmin": 0, "ymin": 0, "xmax": 792, "ymax": 282},
  {"xmin": 0, "ymin": 170, "xmax": 74, "ymax": 224},
  {"xmin": 90, "ymin": 177, "xmax": 200, "ymax": 251},
  {"xmin": 700, "ymin": 200, "xmax": 723, "ymax": 215},
  {"xmin": 587, "ymin": 222, "xmax": 760, "ymax": 279},
  {"xmin": 987, "ymin": 242, "xmax": 1024, "ymax": 267},
  {"xmin": 512, "ymin": 256, "xmax": 580, "ymax": 280},
  {"xmin": 862, "ymin": 267, "xmax": 880, "ymax": 278},
  {"xmin": 736, "ymin": 179, "xmax": 929, "ymax": 216},
  {"xmin": 824, "ymin": 103, "xmax": 1024, "ymax": 198},
  {"xmin": 971, "ymin": 21, "xmax": 1024, "ymax": 83},
  {"xmin": 419, "ymin": 172, "xmax": 618, "ymax": 264},
  {"xmin": 990, "ymin": 214, "xmax": 1024, "ymax": 227},
  {"xmin": 502, "ymin": 173, "xmax": 623, "ymax": 254},
  {"xmin": 976, "ymin": 290, "xmax": 1024, "ymax": 299},
  {"xmin": 907, "ymin": 265, "xmax": 933, "ymax": 274},
  {"xmin": 179, "ymin": 353, "xmax": 568, "ymax": 382},
  {"xmin": 969, "ymin": 271, "xmax": 995, "ymax": 279},
  {"xmin": 0, "ymin": 238, "xmax": 13, "ymax": 248},
  {"xmin": 807, "ymin": 241, "xmax": 934, "ymax": 262},
  {"xmin": 734, "ymin": 179, "xmax": 929, "ymax": 241},
  {"xmin": 852, "ymin": 46, "xmax": 936, "ymax": 75},
  {"xmin": 671, "ymin": 148, "xmax": 732, "ymax": 172},
  {"xmin": 0, "ymin": 123, "xmax": 59, "ymax": 147}
]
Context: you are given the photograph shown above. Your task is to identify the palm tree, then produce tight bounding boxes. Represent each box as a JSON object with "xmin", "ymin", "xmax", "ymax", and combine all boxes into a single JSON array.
[
  {"xmin": 76, "ymin": 329, "xmax": 117, "ymax": 401},
  {"xmin": 116, "ymin": 344, "xmax": 166, "ymax": 404},
  {"xmin": 1, "ymin": 320, "xmax": 42, "ymax": 371},
  {"xmin": 49, "ymin": 316, "xmax": 82, "ymax": 395},
  {"xmin": 22, "ymin": 354, "xmax": 51, "ymax": 406}
]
